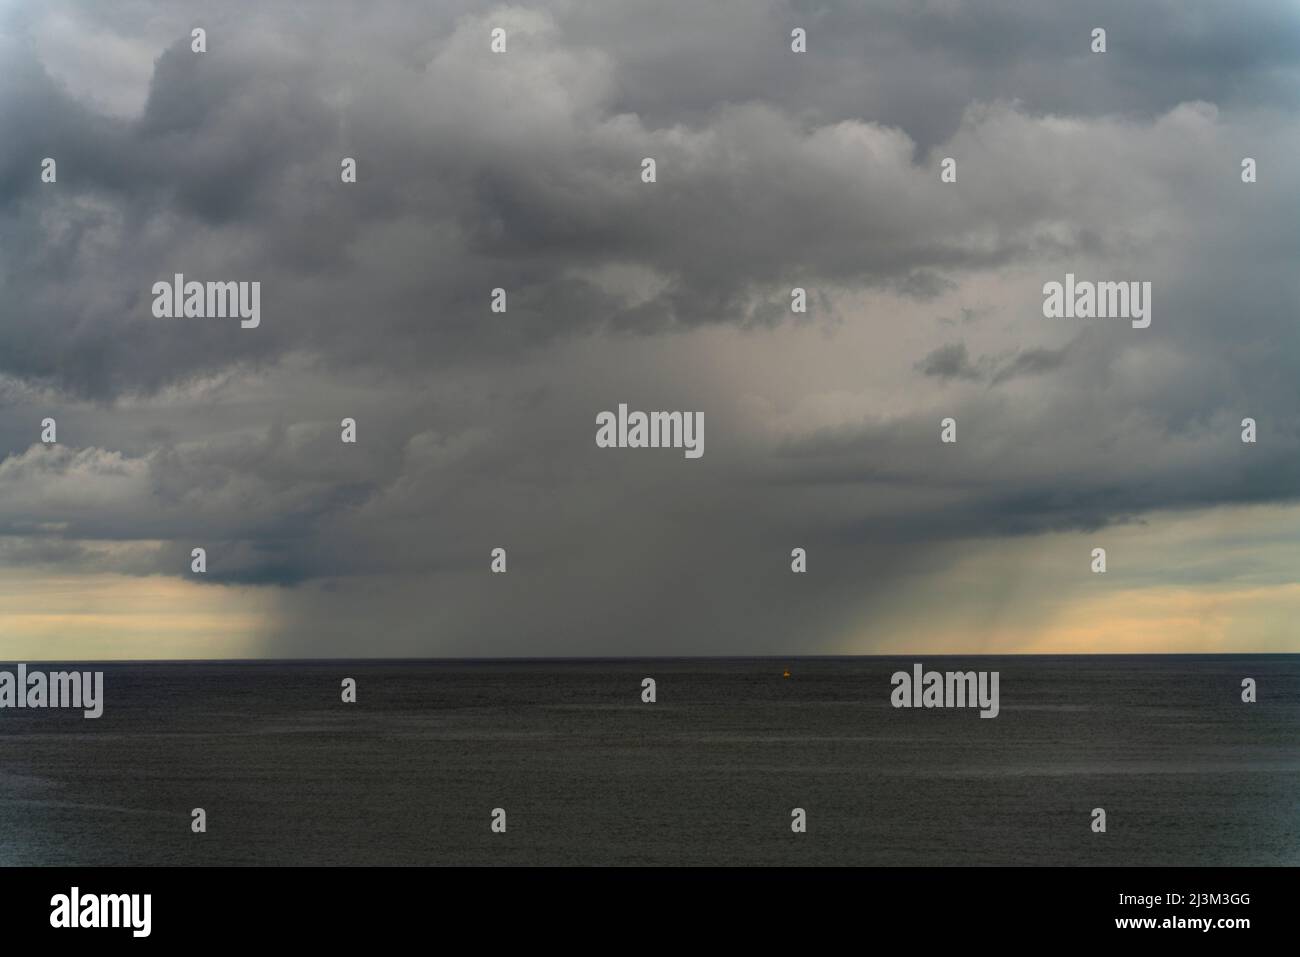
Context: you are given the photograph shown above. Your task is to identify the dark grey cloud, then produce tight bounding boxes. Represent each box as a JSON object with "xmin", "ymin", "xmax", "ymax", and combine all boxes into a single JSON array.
[
  {"xmin": 917, "ymin": 340, "xmax": 1069, "ymax": 384},
  {"xmin": 989, "ymin": 345, "xmax": 1068, "ymax": 384},
  {"xmin": 1, "ymin": 0, "xmax": 1298, "ymax": 655},
  {"xmin": 576, "ymin": 0, "xmax": 1300, "ymax": 148},
  {"xmin": 4, "ymin": 1, "xmax": 1295, "ymax": 402},
  {"xmin": 917, "ymin": 342, "xmax": 983, "ymax": 380}
]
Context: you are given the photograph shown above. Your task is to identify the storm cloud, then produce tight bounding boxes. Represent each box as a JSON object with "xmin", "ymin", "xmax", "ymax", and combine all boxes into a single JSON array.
[{"xmin": 1, "ymin": 0, "xmax": 1298, "ymax": 657}]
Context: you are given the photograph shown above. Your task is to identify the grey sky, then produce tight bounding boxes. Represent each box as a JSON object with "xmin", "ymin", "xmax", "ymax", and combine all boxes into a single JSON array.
[{"xmin": 1, "ymin": 0, "xmax": 1298, "ymax": 657}]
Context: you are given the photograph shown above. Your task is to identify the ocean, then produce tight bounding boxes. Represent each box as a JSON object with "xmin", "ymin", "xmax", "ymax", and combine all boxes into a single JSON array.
[{"xmin": 1, "ymin": 656, "xmax": 1297, "ymax": 866}]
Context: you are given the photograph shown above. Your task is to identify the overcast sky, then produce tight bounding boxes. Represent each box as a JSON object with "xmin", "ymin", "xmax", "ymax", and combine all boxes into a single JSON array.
[{"xmin": 1, "ymin": 0, "xmax": 1298, "ymax": 659}]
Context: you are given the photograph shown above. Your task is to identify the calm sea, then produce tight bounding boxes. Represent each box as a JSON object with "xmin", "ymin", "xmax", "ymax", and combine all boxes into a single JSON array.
[{"xmin": 1, "ymin": 656, "xmax": 1297, "ymax": 866}]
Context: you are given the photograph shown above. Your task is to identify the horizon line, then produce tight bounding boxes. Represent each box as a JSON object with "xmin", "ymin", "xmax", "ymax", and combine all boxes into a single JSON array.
[{"xmin": 2, "ymin": 652, "xmax": 1297, "ymax": 665}]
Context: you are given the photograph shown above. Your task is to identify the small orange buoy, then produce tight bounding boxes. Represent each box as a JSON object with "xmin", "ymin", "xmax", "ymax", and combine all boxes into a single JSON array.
[{"xmin": 782, "ymin": 669, "xmax": 791, "ymax": 679}]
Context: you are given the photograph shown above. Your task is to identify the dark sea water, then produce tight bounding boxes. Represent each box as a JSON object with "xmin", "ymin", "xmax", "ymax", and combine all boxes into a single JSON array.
[{"xmin": 1, "ymin": 656, "xmax": 1297, "ymax": 866}]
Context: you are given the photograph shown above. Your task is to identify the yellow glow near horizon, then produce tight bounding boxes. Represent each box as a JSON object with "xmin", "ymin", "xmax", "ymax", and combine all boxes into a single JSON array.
[
  {"xmin": 0, "ymin": 572, "xmax": 269, "ymax": 659},
  {"xmin": 841, "ymin": 502, "xmax": 1300, "ymax": 656}
]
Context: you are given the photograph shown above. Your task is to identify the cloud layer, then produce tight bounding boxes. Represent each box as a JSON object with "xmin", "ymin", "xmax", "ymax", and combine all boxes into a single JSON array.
[{"xmin": 2, "ymin": 0, "xmax": 1298, "ymax": 656}]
